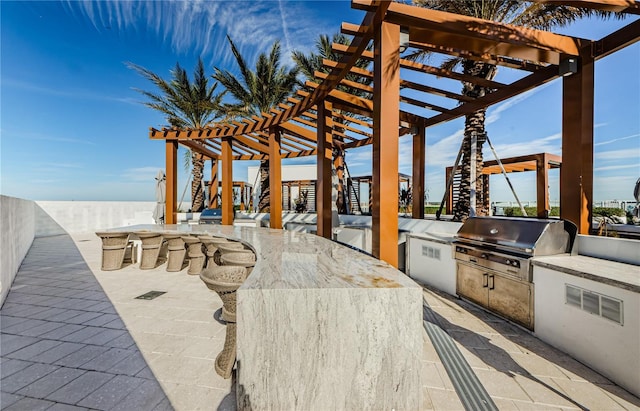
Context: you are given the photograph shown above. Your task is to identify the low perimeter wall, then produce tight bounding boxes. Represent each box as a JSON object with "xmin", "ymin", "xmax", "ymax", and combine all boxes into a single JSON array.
[
  {"xmin": 0, "ymin": 196, "xmax": 36, "ymax": 304},
  {"xmin": 0, "ymin": 198, "xmax": 157, "ymax": 306}
]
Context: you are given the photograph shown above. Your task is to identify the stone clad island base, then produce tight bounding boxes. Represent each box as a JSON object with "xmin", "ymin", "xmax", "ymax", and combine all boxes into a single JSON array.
[{"xmin": 237, "ymin": 287, "xmax": 423, "ymax": 410}]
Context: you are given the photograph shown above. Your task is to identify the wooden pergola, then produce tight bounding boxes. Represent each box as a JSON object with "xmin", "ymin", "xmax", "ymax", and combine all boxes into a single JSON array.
[
  {"xmin": 150, "ymin": 0, "xmax": 639, "ymax": 268},
  {"xmin": 445, "ymin": 153, "xmax": 562, "ymax": 217}
]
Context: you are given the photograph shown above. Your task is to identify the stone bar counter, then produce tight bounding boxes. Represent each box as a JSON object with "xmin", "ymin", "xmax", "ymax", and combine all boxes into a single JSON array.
[{"xmin": 105, "ymin": 224, "xmax": 423, "ymax": 410}]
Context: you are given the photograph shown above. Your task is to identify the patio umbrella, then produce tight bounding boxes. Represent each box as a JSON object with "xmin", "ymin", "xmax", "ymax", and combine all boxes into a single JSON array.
[{"xmin": 153, "ymin": 170, "xmax": 166, "ymax": 224}]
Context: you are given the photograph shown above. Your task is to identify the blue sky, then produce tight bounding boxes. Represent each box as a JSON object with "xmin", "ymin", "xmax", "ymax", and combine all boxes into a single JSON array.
[{"xmin": 1, "ymin": 1, "xmax": 638, "ymax": 206}]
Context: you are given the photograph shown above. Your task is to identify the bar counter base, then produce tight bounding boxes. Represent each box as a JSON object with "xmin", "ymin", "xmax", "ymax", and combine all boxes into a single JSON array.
[{"xmin": 236, "ymin": 287, "xmax": 423, "ymax": 410}]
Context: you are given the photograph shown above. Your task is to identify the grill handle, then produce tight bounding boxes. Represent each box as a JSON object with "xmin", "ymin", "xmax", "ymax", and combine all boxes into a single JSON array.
[
  {"xmin": 489, "ymin": 275, "xmax": 495, "ymax": 290},
  {"xmin": 483, "ymin": 273, "xmax": 488, "ymax": 288}
]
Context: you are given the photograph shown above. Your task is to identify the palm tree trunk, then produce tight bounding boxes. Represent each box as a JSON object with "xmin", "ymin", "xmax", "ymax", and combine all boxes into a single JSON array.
[
  {"xmin": 453, "ymin": 61, "xmax": 496, "ymax": 221},
  {"xmin": 258, "ymin": 159, "xmax": 270, "ymax": 212},
  {"xmin": 333, "ymin": 147, "xmax": 347, "ymax": 214},
  {"xmin": 191, "ymin": 153, "xmax": 205, "ymax": 212}
]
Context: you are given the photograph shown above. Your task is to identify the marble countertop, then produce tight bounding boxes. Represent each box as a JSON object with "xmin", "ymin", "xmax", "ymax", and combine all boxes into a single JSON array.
[
  {"xmin": 532, "ymin": 254, "xmax": 639, "ymax": 293},
  {"xmin": 105, "ymin": 224, "xmax": 420, "ymax": 291}
]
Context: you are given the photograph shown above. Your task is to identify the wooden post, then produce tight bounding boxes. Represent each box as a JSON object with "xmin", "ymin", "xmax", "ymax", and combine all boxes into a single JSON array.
[
  {"xmin": 412, "ymin": 126, "xmax": 425, "ymax": 219},
  {"xmin": 317, "ymin": 100, "xmax": 333, "ymax": 238},
  {"xmin": 561, "ymin": 54, "xmax": 594, "ymax": 234},
  {"xmin": 165, "ymin": 140, "xmax": 178, "ymax": 225},
  {"xmin": 210, "ymin": 159, "xmax": 219, "ymax": 209},
  {"xmin": 222, "ymin": 137, "xmax": 233, "ymax": 225},
  {"xmin": 269, "ymin": 127, "xmax": 283, "ymax": 229},
  {"xmin": 536, "ymin": 153, "xmax": 550, "ymax": 218},
  {"xmin": 372, "ymin": 21, "xmax": 400, "ymax": 267}
]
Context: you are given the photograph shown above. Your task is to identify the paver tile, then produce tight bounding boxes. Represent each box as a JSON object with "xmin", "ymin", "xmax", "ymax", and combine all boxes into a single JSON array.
[
  {"xmin": 3, "ymin": 396, "xmax": 56, "ymax": 411},
  {"xmin": 54, "ymin": 345, "xmax": 110, "ymax": 368},
  {"xmin": 0, "ymin": 334, "xmax": 39, "ymax": 356},
  {"xmin": 39, "ymin": 323, "xmax": 86, "ymax": 340},
  {"xmin": 0, "ymin": 392, "xmax": 24, "ymax": 409},
  {"xmin": 16, "ymin": 366, "xmax": 85, "ymax": 399},
  {"xmin": 77, "ymin": 374, "xmax": 146, "ymax": 409},
  {"xmin": 111, "ymin": 379, "xmax": 169, "ymax": 411},
  {"xmin": 5, "ymin": 339, "xmax": 62, "ymax": 361},
  {"xmin": 80, "ymin": 347, "xmax": 135, "ymax": 372},
  {"xmin": 59, "ymin": 326, "xmax": 105, "ymax": 343},
  {"xmin": 29, "ymin": 341, "xmax": 86, "ymax": 364},
  {"xmin": 46, "ymin": 370, "xmax": 114, "ymax": 405},
  {"xmin": 0, "ymin": 363, "xmax": 59, "ymax": 394},
  {"xmin": 0, "ymin": 358, "xmax": 35, "ymax": 379}
]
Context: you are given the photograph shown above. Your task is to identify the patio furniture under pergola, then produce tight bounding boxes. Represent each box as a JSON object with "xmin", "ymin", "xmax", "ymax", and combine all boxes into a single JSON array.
[{"xmin": 150, "ymin": 0, "xmax": 639, "ymax": 268}]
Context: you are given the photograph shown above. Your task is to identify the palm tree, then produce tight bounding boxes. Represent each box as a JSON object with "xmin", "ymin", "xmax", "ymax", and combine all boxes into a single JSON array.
[
  {"xmin": 412, "ymin": 0, "xmax": 619, "ymax": 221},
  {"xmin": 129, "ymin": 59, "xmax": 225, "ymax": 212},
  {"xmin": 213, "ymin": 36, "xmax": 299, "ymax": 212},
  {"xmin": 292, "ymin": 33, "xmax": 372, "ymax": 214}
]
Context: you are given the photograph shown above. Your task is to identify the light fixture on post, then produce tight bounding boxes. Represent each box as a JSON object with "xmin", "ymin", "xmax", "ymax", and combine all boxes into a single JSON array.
[
  {"xmin": 399, "ymin": 26, "xmax": 409, "ymax": 53},
  {"xmin": 559, "ymin": 57, "xmax": 578, "ymax": 77}
]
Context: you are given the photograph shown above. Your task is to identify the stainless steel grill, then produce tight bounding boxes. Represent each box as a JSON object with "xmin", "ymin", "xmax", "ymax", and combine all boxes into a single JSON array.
[{"xmin": 453, "ymin": 216, "xmax": 577, "ymax": 330}]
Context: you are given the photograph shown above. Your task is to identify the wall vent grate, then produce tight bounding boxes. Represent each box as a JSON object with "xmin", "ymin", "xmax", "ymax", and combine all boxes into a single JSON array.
[
  {"xmin": 421, "ymin": 245, "xmax": 441, "ymax": 260},
  {"xmin": 565, "ymin": 284, "xmax": 623, "ymax": 325}
]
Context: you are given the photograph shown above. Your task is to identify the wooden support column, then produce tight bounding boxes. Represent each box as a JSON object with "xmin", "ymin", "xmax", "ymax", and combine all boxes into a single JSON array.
[
  {"xmin": 317, "ymin": 100, "xmax": 333, "ymax": 238},
  {"xmin": 210, "ymin": 159, "xmax": 219, "ymax": 209},
  {"xmin": 412, "ymin": 126, "xmax": 425, "ymax": 219},
  {"xmin": 165, "ymin": 140, "xmax": 178, "ymax": 225},
  {"xmin": 536, "ymin": 153, "xmax": 550, "ymax": 218},
  {"xmin": 372, "ymin": 21, "xmax": 400, "ymax": 267},
  {"xmin": 240, "ymin": 182, "xmax": 246, "ymax": 211},
  {"xmin": 561, "ymin": 54, "xmax": 594, "ymax": 234},
  {"xmin": 221, "ymin": 137, "xmax": 234, "ymax": 225},
  {"xmin": 269, "ymin": 127, "xmax": 283, "ymax": 229}
]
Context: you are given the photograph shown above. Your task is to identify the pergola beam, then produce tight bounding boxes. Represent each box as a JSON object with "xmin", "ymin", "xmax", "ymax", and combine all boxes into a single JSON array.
[{"xmin": 385, "ymin": 1, "xmax": 585, "ymax": 64}]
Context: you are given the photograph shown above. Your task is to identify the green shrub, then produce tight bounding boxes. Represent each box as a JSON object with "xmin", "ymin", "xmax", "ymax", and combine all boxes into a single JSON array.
[
  {"xmin": 593, "ymin": 207, "xmax": 625, "ymax": 218},
  {"xmin": 502, "ymin": 206, "xmax": 559, "ymax": 217}
]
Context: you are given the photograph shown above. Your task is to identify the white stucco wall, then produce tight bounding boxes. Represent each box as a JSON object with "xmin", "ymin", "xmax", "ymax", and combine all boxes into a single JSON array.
[
  {"xmin": 35, "ymin": 201, "xmax": 155, "ymax": 235},
  {"xmin": 534, "ymin": 267, "xmax": 640, "ymax": 397},
  {"xmin": 1, "ymin": 196, "xmax": 35, "ymax": 305}
]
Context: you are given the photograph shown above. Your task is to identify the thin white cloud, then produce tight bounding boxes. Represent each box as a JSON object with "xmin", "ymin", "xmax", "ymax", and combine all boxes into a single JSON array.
[
  {"xmin": 66, "ymin": 1, "xmax": 334, "ymax": 67},
  {"xmin": 594, "ymin": 164, "xmax": 640, "ymax": 172},
  {"xmin": 121, "ymin": 166, "xmax": 165, "ymax": 182},
  {"xmin": 595, "ymin": 148, "xmax": 640, "ymax": 161},
  {"xmin": 595, "ymin": 133, "xmax": 640, "ymax": 146},
  {"xmin": 2, "ymin": 78, "xmax": 137, "ymax": 106}
]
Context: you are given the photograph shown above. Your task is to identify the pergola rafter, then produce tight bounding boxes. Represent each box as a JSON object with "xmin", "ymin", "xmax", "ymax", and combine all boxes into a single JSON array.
[{"xmin": 150, "ymin": 0, "xmax": 639, "ymax": 267}]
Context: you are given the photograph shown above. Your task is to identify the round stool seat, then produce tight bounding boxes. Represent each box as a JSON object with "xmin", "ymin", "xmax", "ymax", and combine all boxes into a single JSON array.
[
  {"xmin": 221, "ymin": 251, "xmax": 256, "ymax": 268},
  {"xmin": 200, "ymin": 265, "xmax": 248, "ymax": 322}
]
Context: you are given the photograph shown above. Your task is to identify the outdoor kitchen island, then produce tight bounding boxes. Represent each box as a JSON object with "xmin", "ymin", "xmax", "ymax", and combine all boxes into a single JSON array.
[{"xmin": 104, "ymin": 224, "xmax": 423, "ymax": 410}]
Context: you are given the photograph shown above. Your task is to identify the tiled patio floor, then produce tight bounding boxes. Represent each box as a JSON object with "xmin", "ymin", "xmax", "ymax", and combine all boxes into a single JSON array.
[{"xmin": 2, "ymin": 232, "xmax": 639, "ymax": 410}]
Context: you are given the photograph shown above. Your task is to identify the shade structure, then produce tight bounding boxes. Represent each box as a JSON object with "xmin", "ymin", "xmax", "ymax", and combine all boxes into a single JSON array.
[{"xmin": 153, "ymin": 170, "xmax": 166, "ymax": 224}]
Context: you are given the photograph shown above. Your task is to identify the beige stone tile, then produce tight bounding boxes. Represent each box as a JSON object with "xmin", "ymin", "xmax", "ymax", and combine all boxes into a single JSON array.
[
  {"xmin": 180, "ymin": 336, "xmax": 222, "ymax": 360},
  {"xmin": 149, "ymin": 353, "xmax": 217, "ymax": 386},
  {"xmin": 473, "ymin": 369, "xmax": 531, "ymax": 402},
  {"xmin": 161, "ymin": 381, "xmax": 222, "ymax": 411},
  {"xmin": 426, "ymin": 388, "xmax": 464, "ymax": 411},
  {"xmin": 422, "ymin": 335, "xmax": 441, "ymax": 362},
  {"xmin": 511, "ymin": 399, "xmax": 568, "ymax": 411},
  {"xmin": 422, "ymin": 361, "xmax": 447, "ymax": 390},
  {"xmin": 422, "ymin": 386, "xmax": 435, "ymax": 411},
  {"xmin": 433, "ymin": 363, "xmax": 455, "ymax": 391},
  {"xmin": 176, "ymin": 308, "xmax": 218, "ymax": 323},
  {"xmin": 492, "ymin": 397, "xmax": 523, "ymax": 410},
  {"xmin": 599, "ymin": 383, "xmax": 640, "ymax": 410},
  {"xmin": 195, "ymin": 387, "xmax": 235, "ymax": 410},
  {"xmin": 509, "ymin": 351, "xmax": 570, "ymax": 379},
  {"xmin": 512, "ymin": 374, "xmax": 581, "ymax": 409},
  {"xmin": 551, "ymin": 378, "xmax": 627, "ymax": 411}
]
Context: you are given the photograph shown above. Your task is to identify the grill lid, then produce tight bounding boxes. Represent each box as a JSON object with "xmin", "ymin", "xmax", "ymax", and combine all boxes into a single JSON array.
[{"xmin": 455, "ymin": 216, "xmax": 576, "ymax": 256}]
